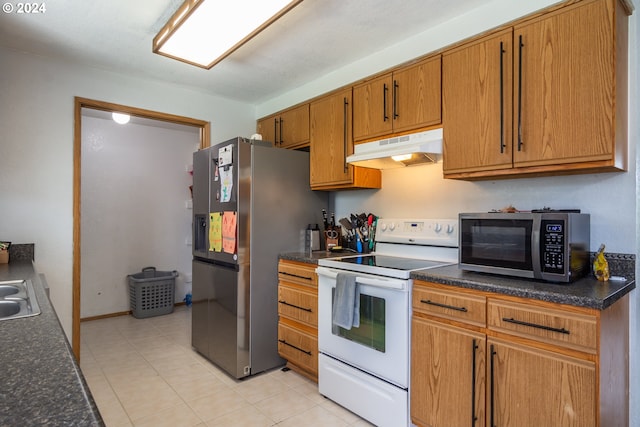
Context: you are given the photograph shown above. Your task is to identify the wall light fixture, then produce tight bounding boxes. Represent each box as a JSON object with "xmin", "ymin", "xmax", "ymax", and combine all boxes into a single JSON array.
[{"xmin": 112, "ymin": 112, "xmax": 131, "ymax": 125}]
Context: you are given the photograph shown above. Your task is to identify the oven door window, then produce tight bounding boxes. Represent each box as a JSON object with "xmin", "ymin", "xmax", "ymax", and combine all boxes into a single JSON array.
[
  {"xmin": 331, "ymin": 289, "xmax": 385, "ymax": 352},
  {"xmin": 461, "ymin": 218, "xmax": 533, "ymax": 270}
]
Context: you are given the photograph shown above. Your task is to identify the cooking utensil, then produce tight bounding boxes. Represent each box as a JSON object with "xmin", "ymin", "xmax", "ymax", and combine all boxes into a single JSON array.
[
  {"xmin": 339, "ymin": 218, "xmax": 352, "ymax": 232},
  {"xmin": 369, "ymin": 216, "xmax": 377, "ymax": 250}
]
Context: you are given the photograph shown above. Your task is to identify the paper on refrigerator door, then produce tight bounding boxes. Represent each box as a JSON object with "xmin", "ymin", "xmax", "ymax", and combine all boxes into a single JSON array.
[
  {"xmin": 209, "ymin": 212, "xmax": 223, "ymax": 252},
  {"xmin": 222, "ymin": 211, "xmax": 237, "ymax": 254},
  {"xmin": 219, "ymin": 166, "xmax": 233, "ymax": 202},
  {"xmin": 218, "ymin": 144, "xmax": 233, "ymax": 167}
]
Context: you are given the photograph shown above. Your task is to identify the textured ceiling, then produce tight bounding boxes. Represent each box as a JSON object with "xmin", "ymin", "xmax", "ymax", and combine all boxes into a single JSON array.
[{"xmin": 0, "ymin": 0, "xmax": 492, "ymax": 104}]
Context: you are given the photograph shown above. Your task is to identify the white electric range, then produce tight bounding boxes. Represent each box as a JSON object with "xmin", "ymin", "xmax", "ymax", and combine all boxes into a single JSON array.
[{"xmin": 316, "ymin": 218, "xmax": 458, "ymax": 427}]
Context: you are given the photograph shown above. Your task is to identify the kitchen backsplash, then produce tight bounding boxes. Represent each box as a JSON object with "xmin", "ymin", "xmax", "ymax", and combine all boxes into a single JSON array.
[{"xmin": 8, "ymin": 244, "xmax": 34, "ymax": 262}]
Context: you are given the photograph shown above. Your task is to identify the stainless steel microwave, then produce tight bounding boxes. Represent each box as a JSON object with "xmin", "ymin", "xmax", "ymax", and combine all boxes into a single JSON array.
[{"xmin": 459, "ymin": 212, "xmax": 590, "ymax": 283}]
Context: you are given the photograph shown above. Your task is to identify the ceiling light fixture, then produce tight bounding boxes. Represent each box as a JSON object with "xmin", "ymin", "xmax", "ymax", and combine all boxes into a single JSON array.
[
  {"xmin": 153, "ymin": 0, "xmax": 303, "ymax": 69},
  {"xmin": 111, "ymin": 112, "xmax": 131, "ymax": 125}
]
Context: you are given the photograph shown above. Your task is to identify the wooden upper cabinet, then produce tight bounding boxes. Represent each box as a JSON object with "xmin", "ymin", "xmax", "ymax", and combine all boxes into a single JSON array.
[
  {"xmin": 352, "ymin": 74, "xmax": 393, "ymax": 141},
  {"xmin": 257, "ymin": 103, "xmax": 310, "ymax": 149},
  {"xmin": 443, "ymin": 0, "xmax": 628, "ymax": 180},
  {"xmin": 310, "ymin": 89, "xmax": 381, "ymax": 190},
  {"xmin": 353, "ymin": 56, "xmax": 442, "ymax": 142},
  {"xmin": 393, "ymin": 56, "xmax": 442, "ymax": 134},
  {"xmin": 513, "ymin": 0, "xmax": 621, "ymax": 168},
  {"xmin": 256, "ymin": 114, "xmax": 277, "ymax": 145},
  {"xmin": 442, "ymin": 29, "xmax": 513, "ymax": 175}
]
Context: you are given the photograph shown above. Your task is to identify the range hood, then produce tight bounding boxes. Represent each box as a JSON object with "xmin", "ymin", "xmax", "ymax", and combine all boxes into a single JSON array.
[{"xmin": 346, "ymin": 128, "xmax": 443, "ymax": 169}]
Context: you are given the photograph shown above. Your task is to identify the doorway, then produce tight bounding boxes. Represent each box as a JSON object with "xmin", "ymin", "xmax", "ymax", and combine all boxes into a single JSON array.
[{"xmin": 73, "ymin": 97, "xmax": 210, "ymax": 360}]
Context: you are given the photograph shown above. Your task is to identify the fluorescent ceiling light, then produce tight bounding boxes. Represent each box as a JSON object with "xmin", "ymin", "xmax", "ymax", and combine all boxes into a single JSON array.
[
  {"xmin": 112, "ymin": 112, "xmax": 131, "ymax": 124},
  {"xmin": 153, "ymin": 0, "xmax": 302, "ymax": 69}
]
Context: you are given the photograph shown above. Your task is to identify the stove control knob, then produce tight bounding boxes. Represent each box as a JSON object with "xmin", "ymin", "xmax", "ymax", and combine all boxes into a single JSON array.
[
  {"xmin": 389, "ymin": 222, "xmax": 396, "ymax": 231},
  {"xmin": 446, "ymin": 224, "xmax": 455, "ymax": 234},
  {"xmin": 380, "ymin": 223, "xmax": 388, "ymax": 232},
  {"xmin": 434, "ymin": 223, "xmax": 442, "ymax": 233}
]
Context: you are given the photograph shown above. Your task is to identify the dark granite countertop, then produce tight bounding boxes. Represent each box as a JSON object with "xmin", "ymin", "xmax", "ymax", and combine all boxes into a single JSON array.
[
  {"xmin": 411, "ymin": 264, "xmax": 635, "ymax": 310},
  {"xmin": 279, "ymin": 251, "xmax": 342, "ymax": 265},
  {"xmin": 280, "ymin": 251, "xmax": 635, "ymax": 310},
  {"xmin": 0, "ymin": 261, "xmax": 104, "ymax": 426}
]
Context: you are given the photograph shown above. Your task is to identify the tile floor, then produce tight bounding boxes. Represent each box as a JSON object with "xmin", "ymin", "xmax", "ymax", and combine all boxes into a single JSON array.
[{"xmin": 80, "ymin": 306, "xmax": 372, "ymax": 427}]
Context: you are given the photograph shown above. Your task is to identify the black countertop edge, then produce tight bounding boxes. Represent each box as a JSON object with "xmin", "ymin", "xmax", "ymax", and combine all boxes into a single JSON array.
[
  {"xmin": 411, "ymin": 264, "xmax": 635, "ymax": 310},
  {"xmin": 0, "ymin": 261, "xmax": 104, "ymax": 426}
]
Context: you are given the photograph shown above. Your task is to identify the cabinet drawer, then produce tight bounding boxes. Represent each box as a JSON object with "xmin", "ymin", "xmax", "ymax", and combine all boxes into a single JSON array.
[
  {"xmin": 413, "ymin": 285, "xmax": 486, "ymax": 327},
  {"xmin": 278, "ymin": 323, "xmax": 318, "ymax": 375},
  {"xmin": 488, "ymin": 299, "xmax": 597, "ymax": 353},
  {"xmin": 278, "ymin": 261, "xmax": 317, "ymax": 289},
  {"xmin": 278, "ymin": 285, "xmax": 317, "ymax": 327}
]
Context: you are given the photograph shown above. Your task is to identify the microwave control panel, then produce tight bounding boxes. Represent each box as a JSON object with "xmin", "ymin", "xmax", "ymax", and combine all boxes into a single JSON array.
[{"xmin": 540, "ymin": 220, "xmax": 565, "ymax": 273}]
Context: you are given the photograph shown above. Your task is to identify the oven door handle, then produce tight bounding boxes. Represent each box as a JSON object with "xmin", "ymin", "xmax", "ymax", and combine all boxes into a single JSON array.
[{"xmin": 316, "ymin": 267, "xmax": 407, "ymax": 290}]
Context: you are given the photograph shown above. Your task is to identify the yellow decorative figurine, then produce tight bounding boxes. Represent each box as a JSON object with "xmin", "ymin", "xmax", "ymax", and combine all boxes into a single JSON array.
[{"xmin": 593, "ymin": 243, "xmax": 610, "ymax": 281}]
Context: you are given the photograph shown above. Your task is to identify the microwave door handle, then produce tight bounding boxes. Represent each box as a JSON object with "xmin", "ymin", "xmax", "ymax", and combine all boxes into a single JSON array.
[{"xmin": 531, "ymin": 216, "xmax": 542, "ymax": 279}]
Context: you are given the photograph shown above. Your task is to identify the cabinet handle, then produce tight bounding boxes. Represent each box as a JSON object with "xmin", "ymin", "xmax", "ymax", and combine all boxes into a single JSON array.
[
  {"xmin": 471, "ymin": 339, "xmax": 479, "ymax": 426},
  {"xmin": 517, "ymin": 34, "xmax": 524, "ymax": 152},
  {"xmin": 278, "ymin": 299, "xmax": 313, "ymax": 313},
  {"xmin": 393, "ymin": 80, "xmax": 399, "ymax": 119},
  {"xmin": 490, "ymin": 344, "xmax": 497, "ymax": 427},
  {"xmin": 383, "ymin": 83, "xmax": 389, "ymax": 122},
  {"xmin": 502, "ymin": 317, "xmax": 570, "ymax": 334},
  {"xmin": 279, "ymin": 117, "xmax": 284, "ymax": 146},
  {"xmin": 499, "ymin": 41, "xmax": 506, "ymax": 154},
  {"xmin": 274, "ymin": 118, "xmax": 278, "ymax": 146},
  {"xmin": 420, "ymin": 299, "xmax": 468, "ymax": 312},
  {"xmin": 278, "ymin": 339, "xmax": 312, "ymax": 356},
  {"xmin": 279, "ymin": 271, "xmax": 313, "ymax": 282},
  {"xmin": 344, "ymin": 97, "xmax": 349, "ymax": 173}
]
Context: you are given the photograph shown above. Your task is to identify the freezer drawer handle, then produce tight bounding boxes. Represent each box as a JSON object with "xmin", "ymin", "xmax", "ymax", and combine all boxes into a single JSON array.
[
  {"xmin": 502, "ymin": 317, "xmax": 570, "ymax": 335},
  {"xmin": 421, "ymin": 299, "xmax": 468, "ymax": 312},
  {"xmin": 278, "ymin": 300, "xmax": 313, "ymax": 313},
  {"xmin": 279, "ymin": 271, "xmax": 313, "ymax": 282},
  {"xmin": 278, "ymin": 339, "xmax": 312, "ymax": 356}
]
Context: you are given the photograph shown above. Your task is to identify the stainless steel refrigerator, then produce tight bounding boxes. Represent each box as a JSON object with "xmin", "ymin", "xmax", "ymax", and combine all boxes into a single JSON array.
[{"xmin": 191, "ymin": 137, "xmax": 327, "ymax": 379}]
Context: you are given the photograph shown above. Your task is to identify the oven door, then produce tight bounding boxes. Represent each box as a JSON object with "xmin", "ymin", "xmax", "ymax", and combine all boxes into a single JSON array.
[{"xmin": 316, "ymin": 266, "xmax": 410, "ymax": 388}]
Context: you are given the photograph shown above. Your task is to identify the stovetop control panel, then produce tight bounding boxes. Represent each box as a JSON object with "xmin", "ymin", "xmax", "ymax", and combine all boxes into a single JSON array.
[{"xmin": 376, "ymin": 218, "xmax": 458, "ymax": 247}]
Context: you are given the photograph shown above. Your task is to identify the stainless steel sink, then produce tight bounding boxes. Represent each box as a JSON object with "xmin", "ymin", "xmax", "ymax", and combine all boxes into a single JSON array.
[
  {"xmin": 0, "ymin": 280, "xmax": 41, "ymax": 320},
  {"xmin": 0, "ymin": 284, "xmax": 21, "ymax": 298}
]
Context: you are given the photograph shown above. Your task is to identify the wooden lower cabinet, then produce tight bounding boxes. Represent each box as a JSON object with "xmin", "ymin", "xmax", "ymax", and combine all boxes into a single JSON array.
[
  {"xmin": 277, "ymin": 260, "xmax": 319, "ymax": 381},
  {"xmin": 411, "ymin": 317, "xmax": 486, "ymax": 427},
  {"xmin": 489, "ymin": 337, "xmax": 596, "ymax": 427},
  {"xmin": 411, "ymin": 280, "xmax": 629, "ymax": 427}
]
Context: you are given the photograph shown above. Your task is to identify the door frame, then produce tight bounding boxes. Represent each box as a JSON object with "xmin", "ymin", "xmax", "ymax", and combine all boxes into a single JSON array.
[{"xmin": 72, "ymin": 97, "xmax": 210, "ymax": 360}]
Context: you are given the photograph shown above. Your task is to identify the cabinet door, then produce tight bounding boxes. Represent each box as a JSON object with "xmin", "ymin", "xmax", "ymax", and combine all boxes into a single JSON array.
[
  {"xmin": 513, "ymin": 0, "xmax": 615, "ymax": 167},
  {"xmin": 353, "ymin": 73, "xmax": 394, "ymax": 141},
  {"xmin": 279, "ymin": 103, "xmax": 310, "ymax": 148},
  {"xmin": 489, "ymin": 338, "xmax": 596, "ymax": 427},
  {"xmin": 256, "ymin": 115, "xmax": 277, "ymax": 146},
  {"xmin": 310, "ymin": 89, "xmax": 353, "ymax": 186},
  {"xmin": 411, "ymin": 317, "xmax": 486, "ymax": 427},
  {"xmin": 393, "ymin": 56, "xmax": 442, "ymax": 133},
  {"xmin": 443, "ymin": 29, "xmax": 513, "ymax": 175}
]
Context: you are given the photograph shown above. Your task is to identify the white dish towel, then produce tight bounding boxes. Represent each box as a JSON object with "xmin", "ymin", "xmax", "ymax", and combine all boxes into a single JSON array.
[{"xmin": 332, "ymin": 273, "xmax": 360, "ymax": 330}]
